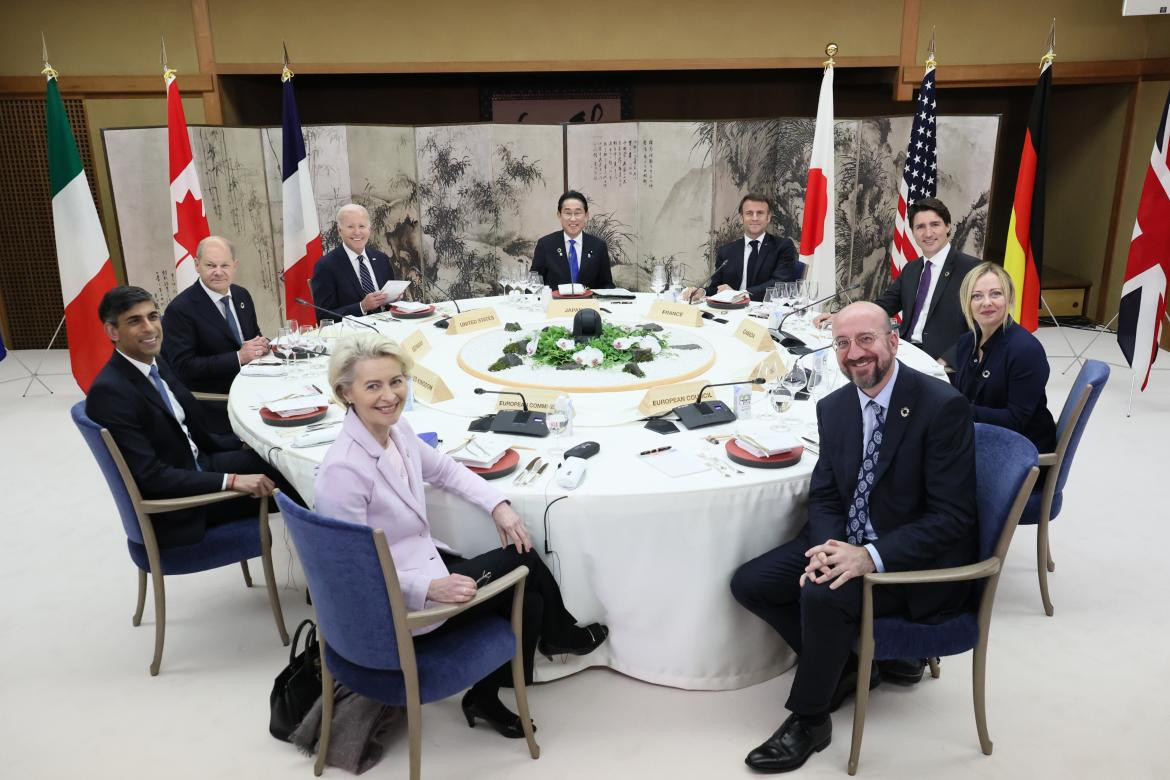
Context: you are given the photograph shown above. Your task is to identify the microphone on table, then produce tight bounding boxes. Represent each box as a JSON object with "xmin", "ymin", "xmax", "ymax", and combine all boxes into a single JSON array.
[
  {"xmin": 473, "ymin": 388, "xmax": 549, "ymax": 437},
  {"xmin": 425, "ymin": 278, "xmax": 463, "ymax": 329},
  {"xmin": 683, "ymin": 258, "xmax": 727, "ymax": 304},
  {"xmin": 294, "ymin": 298, "xmax": 378, "ymax": 332},
  {"xmin": 772, "ymin": 283, "xmax": 862, "ymax": 354},
  {"xmin": 673, "ymin": 377, "xmax": 766, "ymax": 430}
]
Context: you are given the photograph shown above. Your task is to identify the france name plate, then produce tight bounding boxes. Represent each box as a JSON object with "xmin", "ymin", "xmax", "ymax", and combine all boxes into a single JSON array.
[{"xmin": 647, "ymin": 301, "xmax": 702, "ymax": 328}]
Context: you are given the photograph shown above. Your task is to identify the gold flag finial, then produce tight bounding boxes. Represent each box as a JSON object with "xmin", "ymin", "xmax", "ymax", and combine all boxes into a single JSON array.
[
  {"xmin": 281, "ymin": 41, "xmax": 293, "ymax": 82},
  {"xmin": 161, "ymin": 35, "xmax": 176, "ymax": 82},
  {"xmin": 40, "ymin": 32, "xmax": 58, "ymax": 80},
  {"xmin": 824, "ymin": 42, "xmax": 838, "ymax": 69},
  {"xmin": 925, "ymin": 27, "xmax": 937, "ymax": 70},
  {"xmin": 1040, "ymin": 18, "xmax": 1056, "ymax": 69}
]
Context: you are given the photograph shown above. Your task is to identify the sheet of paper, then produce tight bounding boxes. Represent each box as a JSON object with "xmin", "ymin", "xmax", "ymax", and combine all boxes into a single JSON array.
[
  {"xmin": 558, "ymin": 283, "xmax": 586, "ymax": 295},
  {"xmin": 640, "ymin": 449, "xmax": 709, "ymax": 478},
  {"xmin": 380, "ymin": 279, "xmax": 411, "ymax": 299},
  {"xmin": 710, "ymin": 288, "xmax": 750, "ymax": 303},
  {"xmin": 391, "ymin": 300, "xmax": 430, "ymax": 312}
]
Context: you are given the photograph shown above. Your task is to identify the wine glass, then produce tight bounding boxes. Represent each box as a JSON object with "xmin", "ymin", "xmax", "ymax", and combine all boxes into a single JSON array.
[
  {"xmin": 527, "ymin": 272, "xmax": 544, "ymax": 310},
  {"xmin": 763, "ymin": 286, "xmax": 779, "ymax": 313},
  {"xmin": 276, "ymin": 326, "xmax": 291, "ymax": 373},
  {"xmin": 649, "ymin": 264, "xmax": 667, "ymax": 299},
  {"xmin": 496, "ymin": 266, "xmax": 510, "ymax": 298},
  {"xmin": 766, "ymin": 382, "xmax": 794, "ymax": 430},
  {"xmin": 667, "ymin": 265, "xmax": 684, "ymax": 302}
]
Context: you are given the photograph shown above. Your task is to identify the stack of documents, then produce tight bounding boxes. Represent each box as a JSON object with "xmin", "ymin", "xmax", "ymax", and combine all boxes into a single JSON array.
[
  {"xmin": 734, "ymin": 429, "xmax": 800, "ymax": 458},
  {"xmin": 266, "ymin": 392, "xmax": 329, "ymax": 417},
  {"xmin": 391, "ymin": 300, "xmax": 431, "ymax": 313},
  {"xmin": 709, "ymin": 289, "xmax": 751, "ymax": 304},
  {"xmin": 448, "ymin": 435, "xmax": 510, "ymax": 468}
]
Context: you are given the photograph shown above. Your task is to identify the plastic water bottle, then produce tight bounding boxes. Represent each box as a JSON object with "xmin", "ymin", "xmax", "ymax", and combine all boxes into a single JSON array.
[
  {"xmin": 733, "ymin": 383, "xmax": 753, "ymax": 419},
  {"xmin": 553, "ymin": 394, "xmax": 574, "ymax": 437}
]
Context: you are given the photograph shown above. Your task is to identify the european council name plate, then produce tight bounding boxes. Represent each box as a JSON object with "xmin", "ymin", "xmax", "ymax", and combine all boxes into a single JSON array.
[
  {"xmin": 495, "ymin": 388, "xmax": 561, "ymax": 414},
  {"xmin": 637, "ymin": 380, "xmax": 716, "ymax": 416},
  {"xmin": 410, "ymin": 363, "xmax": 454, "ymax": 404},
  {"xmin": 445, "ymin": 308, "xmax": 502, "ymax": 335},
  {"xmin": 647, "ymin": 301, "xmax": 702, "ymax": 328}
]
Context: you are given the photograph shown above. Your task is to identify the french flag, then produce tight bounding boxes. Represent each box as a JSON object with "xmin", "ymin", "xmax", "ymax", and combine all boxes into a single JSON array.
[{"xmin": 281, "ymin": 68, "xmax": 321, "ymax": 325}]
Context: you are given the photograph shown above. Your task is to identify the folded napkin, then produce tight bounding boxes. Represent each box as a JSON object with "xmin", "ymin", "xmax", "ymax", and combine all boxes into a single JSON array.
[
  {"xmin": 558, "ymin": 283, "xmax": 587, "ymax": 295},
  {"xmin": 292, "ymin": 426, "xmax": 340, "ymax": 448},
  {"xmin": 266, "ymin": 393, "xmax": 329, "ymax": 416},
  {"xmin": 734, "ymin": 429, "xmax": 800, "ymax": 458},
  {"xmin": 449, "ymin": 435, "xmax": 510, "ymax": 469},
  {"xmin": 391, "ymin": 301, "xmax": 431, "ymax": 313},
  {"xmin": 240, "ymin": 362, "xmax": 286, "ymax": 377},
  {"xmin": 710, "ymin": 289, "xmax": 750, "ymax": 303}
]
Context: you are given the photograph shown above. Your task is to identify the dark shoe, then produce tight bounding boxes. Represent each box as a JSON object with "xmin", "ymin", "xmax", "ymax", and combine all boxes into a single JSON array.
[
  {"xmin": 877, "ymin": 657, "xmax": 927, "ymax": 686},
  {"xmin": 745, "ymin": 713, "xmax": 832, "ymax": 773},
  {"xmin": 460, "ymin": 690, "xmax": 534, "ymax": 739},
  {"xmin": 830, "ymin": 660, "xmax": 881, "ymax": 712},
  {"xmin": 538, "ymin": 622, "xmax": 609, "ymax": 659}
]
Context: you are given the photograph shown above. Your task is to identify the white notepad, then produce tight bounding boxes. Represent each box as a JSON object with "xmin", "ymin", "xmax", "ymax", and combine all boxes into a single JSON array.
[
  {"xmin": 380, "ymin": 280, "xmax": 411, "ymax": 299},
  {"xmin": 640, "ymin": 449, "xmax": 709, "ymax": 478}
]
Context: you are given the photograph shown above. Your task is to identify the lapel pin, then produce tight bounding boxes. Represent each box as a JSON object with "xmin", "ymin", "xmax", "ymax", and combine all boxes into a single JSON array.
[
  {"xmin": 900, "ymin": 406, "xmax": 910, "ymax": 418},
  {"xmin": 944, "ymin": 270, "xmax": 951, "ymax": 277},
  {"xmin": 239, "ymin": 300, "xmax": 246, "ymax": 310},
  {"xmin": 587, "ymin": 251, "xmax": 593, "ymax": 258},
  {"xmin": 557, "ymin": 247, "xmax": 563, "ymax": 256},
  {"xmin": 981, "ymin": 369, "xmax": 990, "ymax": 379}
]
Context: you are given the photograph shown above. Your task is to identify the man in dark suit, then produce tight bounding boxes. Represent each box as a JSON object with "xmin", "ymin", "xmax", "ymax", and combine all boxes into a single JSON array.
[
  {"xmin": 730, "ymin": 301, "xmax": 977, "ymax": 773},
  {"xmin": 816, "ymin": 197, "xmax": 979, "ymax": 366},
  {"xmin": 530, "ymin": 190, "xmax": 615, "ymax": 290},
  {"xmin": 683, "ymin": 194, "xmax": 800, "ymax": 302},
  {"xmin": 162, "ymin": 235, "xmax": 268, "ymax": 396},
  {"xmin": 87, "ymin": 286, "xmax": 299, "ymax": 549},
  {"xmin": 311, "ymin": 203, "xmax": 399, "ymax": 318}
]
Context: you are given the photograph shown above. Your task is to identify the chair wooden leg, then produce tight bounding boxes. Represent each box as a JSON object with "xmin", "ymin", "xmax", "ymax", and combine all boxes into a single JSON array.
[
  {"xmin": 848, "ymin": 645, "xmax": 874, "ymax": 776},
  {"xmin": 258, "ymin": 506, "xmax": 289, "ymax": 645},
  {"xmin": 928, "ymin": 657, "xmax": 941, "ymax": 678},
  {"xmin": 132, "ymin": 568, "xmax": 147, "ymax": 626},
  {"xmin": 1036, "ymin": 519, "xmax": 1055, "ymax": 617},
  {"xmin": 316, "ymin": 640, "xmax": 334, "ymax": 777},
  {"xmin": 510, "ymin": 582, "xmax": 540, "ymax": 759},
  {"xmin": 148, "ymin": 568, "xmax": 166, "ymax": 676},
  {"xmin": 972, "ymin": 638, "xmax": 993, "ymax": 755},
  {"xmin": 1046, "ymin": 539, "xmax": 1055, "ymax": 573},
  {"xmin": 406, "ymin": 690, "xmax": 422, "ymax": 780},
  {"xmin": 240, "ymin": 560, "xmax": 253, "ymax": 587}
]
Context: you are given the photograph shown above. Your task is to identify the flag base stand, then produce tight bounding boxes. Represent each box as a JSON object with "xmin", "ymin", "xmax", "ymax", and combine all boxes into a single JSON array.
[
  {"xmin": 0, "ymin": 315, "xmax": 69, "ymax": 397},
  {"xmin": 1038, "ymin": 295, "xmax": 1087, "ymax": 372}
]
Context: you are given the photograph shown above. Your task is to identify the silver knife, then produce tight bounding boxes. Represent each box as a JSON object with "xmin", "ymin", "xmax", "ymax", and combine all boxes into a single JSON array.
[
  {"xmin": 512, "ymin": 456, "xmax": 541, "ymax": 484},
  {"xmin": 524, "ymin": 462, "xmax": 550, "ymax": 486},
  {"xmin": 801, "ymin": 437, "xmax": 820, "ymax": 455}
]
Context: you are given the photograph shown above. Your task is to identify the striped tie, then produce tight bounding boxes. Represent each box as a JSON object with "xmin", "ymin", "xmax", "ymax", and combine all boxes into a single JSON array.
[
  {"xmin": 847, "ymin": 401, "xmax": 885, "ymax": 545},
  {"xmin": 357, "ymin": 254, "xmax": 376, "ymax": 296}
]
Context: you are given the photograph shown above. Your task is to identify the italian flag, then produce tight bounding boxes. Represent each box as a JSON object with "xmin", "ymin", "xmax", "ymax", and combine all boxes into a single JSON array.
[{"xmin": 46, "ymin": 71, "xmax": 116, "ymax": 393}]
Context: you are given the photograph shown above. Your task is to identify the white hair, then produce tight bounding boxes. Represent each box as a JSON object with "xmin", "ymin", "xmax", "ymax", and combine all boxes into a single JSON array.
[{"xmin": 335, "ymin": 203, "xmax": 370, "ymax": 223}]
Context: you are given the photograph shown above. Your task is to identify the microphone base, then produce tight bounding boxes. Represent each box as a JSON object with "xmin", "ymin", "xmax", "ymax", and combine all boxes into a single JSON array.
[
  {"xmin": 770, "ymin": 329, "xmax": 814, "ymax": 355},
  {"xmin": 672, "ymin": 401, "xmax": 737, "ymax": 430},
  {"xmin": 489, "ymin": 410, "xmax": 550, "ymax": 438},
  {"xmin": 433, "ymin": 317, "xmax": 451, "ymax": 329}
]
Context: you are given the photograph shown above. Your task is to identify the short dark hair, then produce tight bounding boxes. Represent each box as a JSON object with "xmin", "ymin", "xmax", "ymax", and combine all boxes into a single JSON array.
[
  {"xmin": 558, "ymin": 190, "xmax": 589, "ymax": 213},
  {"xmin": 908, "ymin": 197, "xmax": 951, "ymax": 228},
  {"xmin": 98, "ymin": 286, "xmax": 155, "ymax": 325},
  {"xmin": 738, "ymin": 193, "xmax": 773, "ymax": 214}
]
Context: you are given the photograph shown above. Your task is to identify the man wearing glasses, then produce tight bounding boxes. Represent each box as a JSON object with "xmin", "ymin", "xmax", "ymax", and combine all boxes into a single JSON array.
[
  {"xmin": 530, "ymin": 190, "xmax": 614, "ymax": 290},
  {"xmin": 730, "ymin": 301, "xmax": 977, "ymax": 773}
]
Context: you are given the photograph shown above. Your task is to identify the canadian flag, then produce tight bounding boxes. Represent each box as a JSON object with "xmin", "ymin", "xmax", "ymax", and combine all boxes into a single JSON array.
[
  {"xmin": 166, "ymin": 69, "xmax": 210, "ymax": 291},
  {"xmin": 799, "ymin": 63, "xmax": 836, "ymax": 302}
]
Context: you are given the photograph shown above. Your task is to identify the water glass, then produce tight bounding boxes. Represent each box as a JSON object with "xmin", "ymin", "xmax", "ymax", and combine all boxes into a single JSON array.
[
  {"xmin": 276, "ymin": 327, "xmax": 291, "ymax": 373},
  {"xmin": 767, "ymin": 383, "xmax": 794, "ymax": 429},
  {"xmin": 649, "ymin": 264, "xmax": 667, "ymax": 298}
]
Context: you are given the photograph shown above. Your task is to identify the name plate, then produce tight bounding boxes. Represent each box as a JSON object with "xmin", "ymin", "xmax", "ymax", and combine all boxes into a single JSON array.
[
  {"xmin": 646, "ymin": 301, "xmax": 702, "ymax": 328},
  {"xmin": 749, "ymin": 352, "xmax": 787, "ymax": 390},
  {"xmin": 444, "ymin": 308, "xmax": 501, "ymax": 335},
  {"xmin": 400, "ymin": 329, "xmax": 431, "ymax": 361},
  {"xmin": 735, "ymin": 318, "xmax": 775, "ymax": 352},
  {"xmin": 546, "ymin": 299, "xmax": 600, "ymax": 318},
  {"xmin": 410, "ymin": 363, "xmax": 454, "ymax": 404},
  {"xmin": 637, "ymin": 380, "xmax": 716, "ymax": 416},
  {"xmin": 495, "ymin": 388, "xmax": 561, "ymax": 414}
]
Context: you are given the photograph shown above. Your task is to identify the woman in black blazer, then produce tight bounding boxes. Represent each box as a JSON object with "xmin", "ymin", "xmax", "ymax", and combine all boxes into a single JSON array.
[{"xmin": 951, "ymin": 262, "xmax": 1057, "ymax": 452}]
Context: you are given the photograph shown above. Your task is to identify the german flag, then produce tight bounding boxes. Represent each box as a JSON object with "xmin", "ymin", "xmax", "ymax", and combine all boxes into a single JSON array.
[{"xmin": 1004, "ymin": 55, "xmax": 1052, "ymax": 331}]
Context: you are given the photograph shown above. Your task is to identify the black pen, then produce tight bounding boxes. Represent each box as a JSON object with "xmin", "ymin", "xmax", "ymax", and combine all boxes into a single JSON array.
[{"xmin": 639, "ymin": 446, "xmax": 673, "ymax": 456}]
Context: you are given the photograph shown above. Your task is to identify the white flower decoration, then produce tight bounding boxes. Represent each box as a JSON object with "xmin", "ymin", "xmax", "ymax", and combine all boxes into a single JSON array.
[
  {"xmin": 573, "ymin": 346, "xmax": 604, "ymax": 367},
  {"xmin": 638, "ymin": 335, "xmax": 662, "ymax": 355},
  {"xmin": 613, "ymin": 337, "xmax": 638, "ymax": 350},
  {"xmin": 525, "ymin": 340, "xmax": 537, "ymax": 356},
  {"xmin": 556, "ymin": 338, "xmax": 577, "ymax": 351}
]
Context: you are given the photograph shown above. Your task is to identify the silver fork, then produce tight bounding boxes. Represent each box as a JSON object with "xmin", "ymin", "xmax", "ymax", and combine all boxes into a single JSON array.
[{"xmin": 512, "ymin": 457, "xmax": 541, "ymax": 485}]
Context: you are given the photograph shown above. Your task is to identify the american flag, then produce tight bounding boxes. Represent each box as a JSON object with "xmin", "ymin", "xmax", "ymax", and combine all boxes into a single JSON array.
[{"xmin": 888, "ymin": 66, "xmax": 938, "ymax": 279}]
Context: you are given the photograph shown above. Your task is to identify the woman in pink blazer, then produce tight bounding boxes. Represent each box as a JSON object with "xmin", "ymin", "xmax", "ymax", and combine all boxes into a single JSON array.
[{"xmin": 315, "ymin": 332, "xmax": 607, "ymax": 738}]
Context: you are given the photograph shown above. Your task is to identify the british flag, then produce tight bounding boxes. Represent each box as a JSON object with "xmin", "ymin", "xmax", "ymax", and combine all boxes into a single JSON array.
[
  {"xmin": 888, "ymin": 66, "xmax": 938, "ymax": 280},
  {"xmin": 1117, "ymin": 88, "xmax": 1170, "ymax": 391}
]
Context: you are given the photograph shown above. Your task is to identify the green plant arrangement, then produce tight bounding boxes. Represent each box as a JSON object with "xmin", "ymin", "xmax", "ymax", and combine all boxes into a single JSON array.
[{"xmin": 488, "ymin": 323, "xmax": 670, "ymax": 378}]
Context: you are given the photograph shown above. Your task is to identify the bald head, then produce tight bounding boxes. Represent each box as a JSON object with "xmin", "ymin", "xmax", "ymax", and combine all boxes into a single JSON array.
[
  {"xmin": 336, "ymin": 203, "xmax": 371, "ymax": 254},
  {"xmin": 832, "ymin": 302, "xmax": 898, "ymax": 395},
  {"xmin": 195, "ymin": 235, "xmax": 238, "ymax": 294}
]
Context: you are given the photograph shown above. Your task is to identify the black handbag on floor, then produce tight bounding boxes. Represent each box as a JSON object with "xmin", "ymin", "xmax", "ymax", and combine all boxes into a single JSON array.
[{"xmin": 270, "ymin": 619, "xmax": 322, "ymax": 742}]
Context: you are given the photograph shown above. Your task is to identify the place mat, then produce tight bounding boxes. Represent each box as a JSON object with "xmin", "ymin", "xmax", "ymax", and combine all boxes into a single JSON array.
[
  {"xmin": 466, "ymin": 448, "xmax": 519, "ymax": 480},
  {"xmin": 259, "ymin": 405, "xmax": 329, "ymax": 427},
  {"xmin": 552, "ymin": 289, "xmax": 594, "ymax": 299},
  {"xmin": 706, "ymin": 298, "xmax": 749, "ymax": 310},
  {"xmin": 725, "ymin": 439, "xmax": 803, "ymax": 469},
  {"xmin": 390, "ymin": 304, "xmax": 435, "ymax": 320}
]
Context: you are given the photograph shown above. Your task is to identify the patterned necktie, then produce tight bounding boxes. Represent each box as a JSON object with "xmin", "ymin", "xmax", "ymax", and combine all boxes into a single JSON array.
[
  {"xmin": 357, "ymin": 254, "xmax": 376, "ymax": 296},
  {"xmin": 220, "ymin": 295, "xmax": 242, "ymax": 345},
  {"xmin": 149, "ymin": 363, "xmax": 202, "ymax": 471},
  {"xmin": 847, "ymin": 400, "xmax": 886, "ymax": 545},
  {"xmin": 744, "ymin": 239, "xmax": 759, "ymax": 290},
  {"xmin": 568, "ymin": 239, "xmax": 580, "ymax": 284},
  {"xmin": 904, "ymin": 260, "xmax": 933, "ymax": 336}
]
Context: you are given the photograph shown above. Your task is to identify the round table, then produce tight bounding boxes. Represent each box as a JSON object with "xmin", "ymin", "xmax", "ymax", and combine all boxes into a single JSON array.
[{"xmin": 229, "ymin": 294, "xmax": 947, "ymax": 690}]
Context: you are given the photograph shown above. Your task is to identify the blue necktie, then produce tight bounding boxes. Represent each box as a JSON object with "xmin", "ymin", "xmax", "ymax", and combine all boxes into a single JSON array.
[
  {"xmin": 220, "ymin": 295, "xmax": 242, "ymax": 345},
  {"xmin": 357, "ymin": 254, "xmax": 376, "ymax": 296},
  {"xmin": 149, "ymin": 363, "xmax": 202, "ymax": 471},
  {"xmin": 847, "ymin": 401, "xmax": 885, "ymax": 545},
  {"xmin": 568, "ymin": 239, "xmax": 580, "ymax": 285},
  {"xmin": 904, "ymin": 260, "xmax": 933, "ymax": 337}
]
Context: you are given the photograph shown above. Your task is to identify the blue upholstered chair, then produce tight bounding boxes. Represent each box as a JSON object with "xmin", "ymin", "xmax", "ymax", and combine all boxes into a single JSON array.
[
  {"xmin": 71, "ymin": 401, "xmax": 288, "ymax": 675},
  {"xmin": 794, "ymin": 260, "xmax": 808, "ymax": 281},
  {"xmin": 275, "ymin": 492, "xmax": 539, "ymax": 779},
  {"xmin": 1024, "ymin": 358, "xmax": 1109, "ymax": 616},
  {"xmin": 846, "ymin": 424, "xmax": 1040, "ymax": 775}
]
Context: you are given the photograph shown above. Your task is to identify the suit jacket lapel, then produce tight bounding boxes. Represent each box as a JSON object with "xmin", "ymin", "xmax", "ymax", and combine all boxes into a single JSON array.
[
  {"xmin": 835, "ymin": 391, "xmax": 864, "ymax": 503},
  {"xmin": 924, "ymin": 253, "xmax": 958, "ymax": 323},
  {"xmin": 193, "ymin": 285, "xmax": 239, "ymax": 344},
  {"xmin": 344, "ymin": 412, "xmax": 426, "ymax": 521},
  {"xmin": 902, "ymin": 261, "xmax": 926, "ymax": 332},
  {"xmin": 111, "ymin": 352, "xmax": 186, "ymax": 440},
  {"xmin": 871, "ymin": 363, "xmax": 916, "ymax": 486}
]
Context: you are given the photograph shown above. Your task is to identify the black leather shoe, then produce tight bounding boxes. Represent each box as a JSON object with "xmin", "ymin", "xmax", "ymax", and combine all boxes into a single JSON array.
[
  {"xmin": 538, "ymin": 622, "xmax": 609, "ymax": 659},
  {"xmin": 877, "ymin": 657, "xmax": 926, "ymax": 686},
  {"xmin": 745, "ymin": 714, "xmax": 832, "ymax": 773},
  {"xmin": 830, "ymin": 660, "xmax": 881, "ymax": 712},
  {"xmin": 460, "ymin": 691, "xmax": 534, "ymax": 739}
]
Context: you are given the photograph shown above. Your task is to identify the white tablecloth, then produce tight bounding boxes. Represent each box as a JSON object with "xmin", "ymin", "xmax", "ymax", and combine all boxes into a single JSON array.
[{"xmin": 229, "ymin": 294, "xmax": 946, "ymax": 690}]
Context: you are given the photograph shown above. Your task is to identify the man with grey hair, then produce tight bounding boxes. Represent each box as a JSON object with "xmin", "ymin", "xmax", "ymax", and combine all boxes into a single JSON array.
[
  {"xmin": 310, "ymin": 203, "xmax": 400, "ymax": 317},
  {"xmin": 163, "ymin": 235, "xmax": 268, "ymax": 396}
]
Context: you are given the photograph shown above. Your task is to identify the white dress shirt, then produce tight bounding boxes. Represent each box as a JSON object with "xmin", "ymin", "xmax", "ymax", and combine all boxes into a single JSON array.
[
  {"xmin": 198, "ymin": 279, "xmax": 244, "ymax": 364},
  {"xmin": 343, "ymin": 243, "xmax": 377, "ymax": 312},
  {"xmin": 740, "ymin": 233, "xmax": 766, "ymax": 291},
  {"xmin": 853, "ymin": 359, "xmax": 902, "ymax": 572},
  {"xmin": 908, "ymin": 243, "xmax": 950, "ymax": 343}
]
